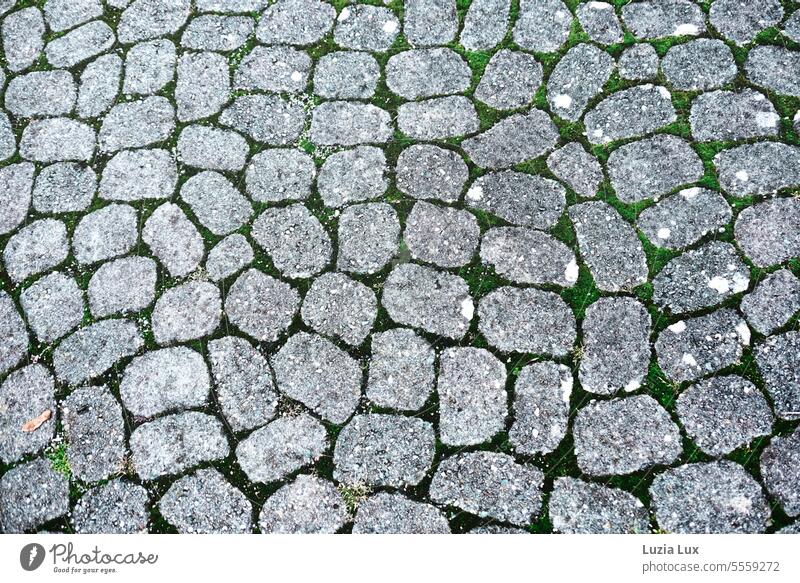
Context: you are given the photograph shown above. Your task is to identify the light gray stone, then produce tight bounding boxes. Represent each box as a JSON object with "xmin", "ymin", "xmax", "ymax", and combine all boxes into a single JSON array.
[
  {"xmin": 710, "ymin": 0, "xmax": 783, "ymax": 45},
  {"xmin": 741, "ymin": 269, "xmax": 800, "ymax": 336},
  {"xmin": 71, "ymin": 480, "xmax": 149, "ymax": 534},
  {"xmin": 690, "ymin": 89, "xmax": 780, "ymax": 142},
  {"xmin": 32, "ymin": 162, "xmax": 96, "ymax": 213},
  {"xmin": 621, "ymin": 0, "xmax": 706, "ymax": 39},
  {"xmin": 550, "ymin": 477, "xmax": 649, "ymax": 534},
  {"xmin": 734, "ymin": 198, "xmax": 800, "ymax": 267},
  {"xmin": 716, "ymin": 143, "xmax": 800, "ymax": 197},
  {"xmin": 513, "ymin": 0, "xmax": 571, "ymax": 53},
  {"xmin": 386, "ymin": 48, "xmax": 470, "ymax": 100},
  {"xmin": 20, "ymin": 272, "xmax": 84, "ymax": 343},
  {"xmin": 256, "ymin": 0, "xmax": 335, "ymax": 46},
  {"xmin": 0, "ymin": 457, "xmax": 68, "ymax": 533},
  {"xmin": 547, "ymin": 44, "xmax": 614, "ymax": 122},
  {"xmin": 179, "ymin": 171, "xmax": 252, "ymax": 235},
  {"xmin": 20, "ymin": 118, "xmax": 96, "ymax": 162},
  {"xmin": 367, "ymin": 328, "xmax": 435, "ymax": 411},
  {"xmin": 509, "ymin": 362, "xmax": 571, "ymax": 455},
  {"xmin": 0, "ymin": 292, "xmax": 29, "ymax": 376},
  {"xmin": 151, "ymin": 281, "xmax": 221, "ymax": 345},
  {"xmin": 3, "ymin": 218, "xmax": 68, "ymax": 282},
  {"xmin": 318, "ymin": 146, "xmax": 387, "ymax": 208},
  {"xmin": 142, "ymin": 202, "xmax": 204, "ymax": 278},
  {"xmin": 310, "ymin": 101, "xmax": 392, "ymax": 145},
  {"xmin": 258, "ymin": 475, "xmax": 347, "ymax": 534},
  {"xmin": 181, "ymin": 15, "xmax": 253, "ymax": 51},
  {"xmin": 0, "ymin": 163, "xmax": 34, "ymax": 234},
  {"xmin": 0, "ymin": 365, "xmax": 55, "ymax": 464},
  {"xmin": 100, "ymin": 149, "xmax": 177, "ymax": 202},
  {"xmin": 77, "ymin": 54, "xmax": 122, "ymax": 119},
  {"xmin": 225, "ymin": 268, "xmax": 300, "ymax": 343},
  {"xmin": 576, "ymin": 2, "xmax": 624, "ymax": 45},
  {"xmin": 301, "ymin": 272, "xmax": 377, "ymax": 346},
  {"xmin": 99, "ymin": 97, "xmax": 175, "ymax": 153},
  {"xmin": 118, "ymin": 0, "xmax": 191, "ymax": 44},
  {"xmin": 206, "ymin": 234, "xmax": 254, "ymax": 282},
  {"xmin": 353, "ymin": 493, "xmax": 450, "ymax": 534},
  {"xmin": 88, "ymin": 256, "xmax": 157, "ymax": 318},
  {"xmin": 585, "ymin": 85, "xmax": 676, "ymax": 145},
  {"xmin": 396, "ymin": 144, "xmax": 467, "ymax": 203},
  {"xmin": 755, "ymin": 331, "xmax": 800, "ymax": 420},
  {"xmin": 123, "ymin": 39, "xmax": 176, "ymax": 96},
  {"xmin": 398, "ymin": 96, "xmax": 479, "ymax": 140},
  {"xmin": 404, "ymin": 201, "xmax": 479, "ymax": 268},
  {"xmin": 466, "ymin": 171, "xmax": 565, "ymax": 229},
  {"xmin": 760, "ymin": 428, "xmax": 800, "ymax": 517},
  {"xmin": 245, "ymin": 149, "xmax": 315, "ymax": 202},
  {"xmin": 460, "ymin": 0, "xmax": 510, "ymax": 51},
  {"xmin": 219, "ymin": 94, "xmax": 305, "ymax": 145},
  {"xmin": 333, "ymin": 4, "xmax": 399, "ymax": 52},
  {"xmin": 313, "ymin": 50, "xmax": 380, "ymax": 99},
  {"xmin": 337, "ymin": 202, "xmax": 400, "ymax": 275},
  {"xmin": 462, "ymin": 109, "xmax": 559, "ymax": 168},
  {"xmin": 5, "ymin": 70, "xmax": 76, "ymax": 118},
  {"xmin": 546, "ymin": 142, "xmax": 603, "ymax": 198},
  {"xmin": 45, "ymin": 21, "xmax": 115, "ymax": 69},
  {"xmin": 475, "ymin": 49, "xmax": 542, "ymax": 111},
  {"xmin": 234, "ymin": 45, "xmax": 310, "ymax": 93},
  {"xmin": 73, "ymin": 203, "xmax": 138, "ymax": 265}
]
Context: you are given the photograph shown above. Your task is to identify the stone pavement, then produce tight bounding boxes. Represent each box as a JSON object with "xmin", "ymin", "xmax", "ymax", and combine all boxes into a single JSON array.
[{"xmin": 0, "ymin": 0, "xmax": 799, "ymax": 534}]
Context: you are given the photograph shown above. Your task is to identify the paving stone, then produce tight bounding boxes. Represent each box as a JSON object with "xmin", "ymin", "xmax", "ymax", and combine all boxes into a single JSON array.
[
  {"xmin": 709, "ymin": 0, "xmax": 783, "ymax": 45},
  {"xmin": 576, "ymin": 2, "xmax": 624, "ymax": 45},
  {"xmin": 313, "ymin": 51, "xmax": 380, "ymax": 99},
  {"xmin": 734, "ymin": 198, "xmax": 800, "ymax": 267},
  {"xmin": 160, "ymin": 468, "xmax": 252, "ymax": 533},
  {"xmin": 386, "ymin": 48, "xmax": 470, "ymax": 100},
  {"xmin": 225, "ymin": 268, "xmax": 301, "ymax": 343},
  {"xmin": 219, "ymin": 94, "xmax": 305, "ymax": 145},
  {"xmin": 20, "ymin": 118, "xmax": 96, "ymax": 162},
  {"xmin": 618, "ymin": 44, "xmax": 659, "ymax": 80},
  {"xmin": 131, "ymin": 411, "xmax": 229, "ymax": 481},
  {"xmin": 0, "ymin": 365, "xmax": 55, "ymax": 464},
  {"xmin": 44, "ymin": 0, "xmax": 101, "ymax": 29},
  {"xmin": 653, "ymin": 242, "xmax": 750, "ymax": 314},
  {"xmin": 508, "ymin": 362, "xmax": 571, "ymax": 455},
  {"xmin": 77, "ymin": 54, "xmax": 122, "ymax": 118},
  {"xmin": 3, "ymin": 218, "xmax": 68, "ymax": 283},
  {"xmin": 677, "ymin": 375, "xmax": 773, "ymax": 457},
  {"xmin": 513, "ymin": 0, "xmax": 571, "ymax": 53},
  {"xmin": 5, "ymin": 70, "xmax": 76, "ymax": 118},
  {"xmin": 206, "ymin": 234, "xmax": 253, "ymax": 282},
  {"xmin": 585, "ymin": 85, "xmax": 676, "ymax": 145},
  {"xmin": 650, "ymin": 461, "xmax": 769, "ymax": 533},
  {"xmin": 152, "ymin": 281, "xmax": 221, "ymax": 345},
  {"xmin": 337, "ymin": 202, "xmax": 400, "ymax": 274},
  {"xmin": 310, "ymin": 101, "xmax": 392, "ymax": 145},
  {"xmin": 746, "ymin": 46, "xmax": 800, "ymax": 97},
  {"xmin": 176, "ymin": 52, "xmax": 230, "ymax": 122},
  {"xmin": 430, "ymin": 452, "xmax": 543, "ymax": 527},
  {"xmin": 182, "ymin": 15, "xmax": 253, "ymax": 51},
  {"xmin": 546, "ymin": 142, "xmax": 603, "ymax": 198},
  {"xmin": 53, "ymin": 319, "xmax": 143, "ymax": 385},
  {"xmin": 459, "ymin": 0, "xmax": 510, "ymax": 51},
  {"xmin": 271, "ymin": 332, "xmax": 361, "ymax": 424},
  {"xmin": 2, "ymin": 7, "xmax": 45, "ymax": 72},
  {"xmin": 142, "ymin": 203, "xmax": 204, "ymax": 278},
  {"xmin": 20, "ymin": 272, "xmax": 84, "ymax": 343},
  {"xmin": 661, "ymin": 39, "xmax": 737, "ymax": 91},
  {"xmin": 0, "ymin": 457, "xmax": 68, "ymax": 533},
  {"xmin": 100, "ymin": 149, "xmax": 177, "ymax": 202},
  {"xmin": 71, "ymin": 480, "xmax": 149, "ymax": 534},
  {"xmin": 574, "ymin": 395, "xmax": 682, "ymax": 476},
  {"xmin": 462, "ymin": 109, "xmax": 558, "ymax": 168},
  {"xmin": 236, "ymin": 413, "xmax": 327, "ymax": 483},
  {"xmin": 0, "ymin": 292, "xmax": 29, "ymax": 376},
  {"xmin": 318, "ymin": 146, "xmax": 387, "ymax": 208},
  {"xmin": 179, "ymin": 171, "xmax": 251, "ymax": 235},
  {"xmin": 398, "ymin": 96, "xmax": 479, "ymax": 140},
  {"xmin": 480, "ymin": 227, "xmax": 576, "ymax": 287},
  {"xmin": 99, "ymin": 97, "xmax": 175, "ymax": 153},
  {"xmin": 716, "ymin": 143, "xmax": 800, "ymax": 197},
  {"xmin": 478, "ymin": 286, "xmax": 576, "ymax": 355},
  {"xmin": 466, "ymin": 171, "xmax": 565, "ymax": 229},
  {"xmin": 45, "ymin": 20, "xmax": 115, "ymax": 69},
  {"xmin": 0, "ymin": 163, "xmax": 34, "ymax": 234},
  {"xmin": 120, "ymin": 347, "xmax": 210, "ymax": 418},
  {"xmin": 208, "ymin": 336, "xmax": 278, "ymax": 433},
  {"xmin": 88, "ymin": 256, "xmax": 157, "ymax": 318},
  {"xmin": 396, "ymin": 144, "xmax": 467, "ymax": 202},
  {"xmin": 469, "ymin": 525, "xmax": 528, "ymax": 534},
  {"xmin": 475, "ymin": 49, "xmax": 542, "ymax": 110},
  {"xmin": 256, "ymin": 0, "xmax": 333, "ymax": 45},
  {"xmin": 607, "ymin": 135, "xmax": 703, "ymax": 203},
  {"xmin": 755, "ymin": 331, "xmax": 800, "ymax": 420},
  {"xmin": 690, "ymin": 89, "xmax": 780, "ymax": 142},
  {"xmin": 382, "ymin": 263, "xmax": 473, "ymax": 340},
  {"xmin": 0, "ymin": 113, "xmax": 14, "ymax": 161},
  {"xmin": 547, "ymin": 44, "xmax": 614, "ymax": 121},
  {"xmin": 549, "ymin": 477, "xmax": 649, "ymax": 534},
  {"xmin": 234, "ymin": 45, "xmax": 309, "ymax": 93},
  {"xmin": 334, "ymin": 414, "xmax": 435, "ymax": 487},
  {"xmin": 655, "ymin": 308, "xmax": 748, "ymax": 383},
  {"xmin": 62, "ymin": 385, "xmax": 126, "ymax": 482},
  {"xmin": 73, "ymin": 203, "xmax": 138, "ymax": 265},
  {"xmin": 760, "ymin": 428, "xmax": 800, "ymax": 517},
  {"xmin": 404, "ymin": 202, "xmax": 479, "ymax": 268},
  {"xmin": 778, "ymin": 522, "xmax": 800, "ymax": 534},
  {"xmin": 301, "ymin": 272, "xmax": 377, "ymax": 346},
  {"xmin": 437, "ymin": 347, "xmax": 507, "ymax": 446},
  {"xmin": 569, "ymin": 201, "xmax": 648, "ymax": 292},
  {"xmin": 621, "ymin": 0, "xmax": 706, "ymax": 39},
  {"xmin": 741, "ymin": 270, "xmax": 800, "ymax": 336},
  {"xmin": 123, "ymin": 39, "xmax": 176, "ymax": 96},
  {"xmin": 258, "ymin": 475, "xmax": 347, "ymax": 534},
  {"xmin": 636, "ymin": 187, "xmax": 732, "ymax": 250},
  {"xmin": 32, "ymin": 162, "xmax": 96, "ymax": 213},
  {"xmin": 196, "ymin": 0, "xmax": 266, "ymax": 12},
  {"xmin": 404, "ymin": 0, "xmax": 456, "ymax": 46},
  {"xmin": 784, "ymin": 10, "xmax": 800, "ymax": 43},
  {"xmin": 245, "ymin": 149, "xmax": 315, "ymax": 202},
  {"xmin": 251, "ymin": 205, "xmax": 332, "ymax": 279},
  {"xmin": 353, "ymin": 492, "xmax": 450, "ymax": 534},
  {"xmin": 580, "ymin": 297, "xmax": 651, "ymax": 395},
  {"xmin": 333, "ymin": 4, "xmax": 399, "ymax": 52},
  {"xmin": 118, "ymin": 0, "xmax": 191, "ymax": 44},
  {"xmin": 367, "ymin": 328, "xmax": 434, "ymax": 411}
]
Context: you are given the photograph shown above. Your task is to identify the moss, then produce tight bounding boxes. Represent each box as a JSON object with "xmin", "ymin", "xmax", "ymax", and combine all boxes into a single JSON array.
[{"xmin": 46, "ymin": 442, "xmax": 71, "ymax": 479}]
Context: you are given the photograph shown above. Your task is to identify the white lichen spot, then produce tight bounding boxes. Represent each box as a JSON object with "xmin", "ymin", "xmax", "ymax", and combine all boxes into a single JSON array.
[
  {"xmin": 735, "ymin": 170, "xmax": 749, "ymax": 182},
  {"xmin": 731, "ymin": 273, "xmax": 749, "ymax": 293},
  {"xmin": 707, "ymin": 276, "xmax": 730, "ymax": 294},
  {"xmin": 559, "ymin": 369, "xmax": 573, "ymax": 404},
  {"xmin": 735, "ymin": 321, "xmax": 751, "ymax": 346},
  {"xmin": 668, "ymin": 321, "xmax": 686, "ymax": 334},
  {"xmin": 553, "ymin": 94, "xmax": 573, "ymax": 109},
  {"xmin": 589, "ymin": 1, "xmax": 611, "ymax": 8},
  {"xmin": 657, "ymin": 227, "xmax": 671, "ymax": 240},
  {"xmin": 460, "ymin": 297, "xmax": 474, "ymax": 321},
  {"xmin": 338, "ymin": 7, "xmax": 350, "ymax": 20},
  {"xmin": 680, "ymin": 187, "xmax": 700, "ymax": 199},
  {"xmin": 681, "ymin": 353, "xmax": 698, "ymax": 367},
  {"xmin": 466, "ymin": 185, "xmax": 483, "ymax": 201},
  {"xmin": 382, "ymin": 19, "xmax": 398, "ymax": 34},
  {"xmin": 756, "ymin": 112, "xmax": 779, "ymax": 128},
  {"xmin": 657, "ymin": 86, "xmax": 671, "ymax": 99},
  {"xmin": 673, "ymin": 23, "xmax": 699, "ymax": 36},
  {"xmin": 592, "ymin": 128, "xmax": 604, "ymax": 138},
  {"xmin": 290, "ymin": 71, "xmax": 303, "ymax": 82},
  {"xmin": 729, "ymin": 494, "xmax": 753, "ymax": 514},
  {"xmin": 624, "ymin": 379, "xmax": 641, "ymax": 392},
  {"xmin": 564, "ymin": 259, "xmax": 579, "ymax": 283}
]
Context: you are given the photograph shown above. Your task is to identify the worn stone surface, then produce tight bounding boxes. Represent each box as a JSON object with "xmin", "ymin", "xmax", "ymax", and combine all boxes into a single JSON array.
[
  {"xmin": 550, "ymin": 477, "xmax": 649, "ymax": 534},
  {"xmin": 475, "ymin": 50, "xmax": 542, "ymax": 111},
  {"xmin": 509, "ymin": 362, "xmax": 571, "ymax": 455},
  {"xmin": 353, "ymin": 492, "xmax": 450, "ymax": 534},
  {"xmin": 246, "ymin": 149, "xmax": 315, "ymax": 203},
  {"xmin": 734, "ymin": 198, "xmax": 800, "ymax": 267},
  {"xmin": 0, "ymin": 365, "xmax": 55, "ymax": 464},
  {"xmin": 480, "ymin": 227, "xmax": 577, "ymax": 287},
  {"xmin": 0, "ymin": 292, "xmax": 29, "ymax": 377},
  {"xmin": 621, "ymin": 0, "xmax": 706, "ymax": 39},
  {"xmin": 179, "ymin": 171, "xmax": 252, "ymax": 235},
  {"xmin": 463, "ymin": 109, "xmax": 559, "ymax": 168},
  {"xmin": 547, "ymin": 44, "xmax": 614, "ymax": 122},
  {"xmin": 123, "ymin": 39, "xmax": 175, "ymax": 96},
  {"xmin": 72, "ymin": 480, "xmax": 149, "ymax": 534},
  {"xmin": 99, "ymin": 149, "xmax": 177, "ymax": 202},
  {"xmin": 546, "ymin": 143, "xmax": 603, "ymax": 198},
  {"xmin": 258, "ymin": 475, "xmax": 347, "ymax": 534},
  {"xmin": 661, "ymin": 39, "xmax": 737, "ymax": 91},
  {"xmin": 404, "ymin": 202, "xmax": 479, "ymax": 268},
  {"xmin": 690, "ymin": 90, "xmax": 781, "ymax": 142},
  {"xmin": 337, "ymin": 203, "xmax": 399, "ymax": 274},
  {"xmin": 367, "ymin": 328, "xmax": 435, "ymax": 412},
  {"xmin": 741, "ymin": 270, "xmax": 800, "ymax": 336},
  {"xmin": 398, "ymin": 96, "xmax": 479, "ymax": 140},
  {"xmin": 396, "ymin": 145, "xmax": 468, "ymax": 202},
  {"xmin": 318, "ymin": 146, "xmax": 387, "ymax": 208},
  {"xmin": 0, "ymin": 458, "xmax": 68, "ymax": 533},
  {"xmin": 301, "ymin": 272, "xmax": 376, "ymax": 346},
  {"xmin": 760, "ymin": 428, "xmax": 800, "ymax": 517},
  {"xmin": 142, "ymin": 202, "xmax": 204, "ymax": 278},
  {"xmin": 151, "ymin": 281, "xmax": 221, "ymax": 345}
]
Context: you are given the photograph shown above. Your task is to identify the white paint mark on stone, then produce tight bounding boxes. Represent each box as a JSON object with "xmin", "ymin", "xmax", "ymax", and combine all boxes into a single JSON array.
[
  {"xmin": 624, "ymin": 379, "xmax": 641, "ymax": 392},
  {"xmin": 460, "ymin": 297, "xmax": 474, "ymax": 321},
  {"xmin": 466, "ymin": 185, "xmax": 483, "ymax": 201},
  {"xmin": 680, "ymin": 187, "xmax": 700, "ymax": 199},
  {"xmin": 382, "ymin": 20, "xmax": 398, "ymax": 34},
  {"xmin": 290, "ymin": 71, "xmax": 303, "ymax": 82},
  {"xmin": 756, "ymin": 112, "xmax": 779, "ymax": 128}
]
